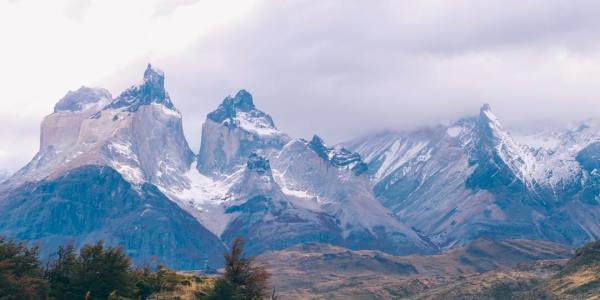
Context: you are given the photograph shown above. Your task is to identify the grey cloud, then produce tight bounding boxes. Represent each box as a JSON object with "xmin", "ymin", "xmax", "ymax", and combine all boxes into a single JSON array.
[{"xmin": 95, "ymin": 0, "xmax": 600, "ymax": 154}]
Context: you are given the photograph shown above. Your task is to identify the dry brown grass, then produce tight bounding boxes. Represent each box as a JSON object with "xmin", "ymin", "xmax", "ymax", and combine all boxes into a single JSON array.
[{"xmin": 150, "ymin": 274, "xmax": 218, "ymax": 300}]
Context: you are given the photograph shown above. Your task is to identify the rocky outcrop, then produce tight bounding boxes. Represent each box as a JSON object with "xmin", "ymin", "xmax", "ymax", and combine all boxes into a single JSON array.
[{"xmin": 221, "ymin": 153, "xmax": 342, "ymax": 255}]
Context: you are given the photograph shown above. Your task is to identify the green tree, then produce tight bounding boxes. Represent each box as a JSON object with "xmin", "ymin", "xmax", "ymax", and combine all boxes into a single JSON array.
[
  {"xmin": 46, "ymin": 241, "xmax": 134, "ymax": 300},
  {"xmin": 46, "ymin": 245, "xmax": 78, "ymax": 299},
  {"xmin": 74, "ymin": 242, "xmax": 133, "ymax": 299},
  {"xmin": 205, "ymin": 238, "xmax": 270, "ymax": 300},
  {"xmin": 0, "ymin": 237, "xmax": 48, "ymax": 300}
]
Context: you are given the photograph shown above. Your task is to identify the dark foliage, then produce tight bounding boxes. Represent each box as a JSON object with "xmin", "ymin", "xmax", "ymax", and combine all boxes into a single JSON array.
[
  {"xmin": 0, "ymin": 237, "xmax": 48, "ymax": 300},
  {"xmin": 46, "ymin": 242, "xmax": 134, "ymax": 300},
  {"xmin": 0, "ymin": 236, "xmax": 272, "ymax": 300},
  {"xmin": 205, "ymin": 238, "xmax": 271, "ymax": 300}
]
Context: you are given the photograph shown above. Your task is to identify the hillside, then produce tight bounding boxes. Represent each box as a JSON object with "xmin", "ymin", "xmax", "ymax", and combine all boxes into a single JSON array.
[{"xmin": 260, "ymin": 239, "xmax": 573, "ymax": 299}]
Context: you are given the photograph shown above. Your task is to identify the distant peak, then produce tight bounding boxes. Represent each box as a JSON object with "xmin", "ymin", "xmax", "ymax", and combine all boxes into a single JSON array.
[
  {"xmin": 310, "ymin": 135, "xmax": 325, "ymax": 146},
  {"xmin": 143, "ymin": 63, "xmax": 165, "ymax": 85},
  {"xmin": 207, "ymin": 89, "xmax": 261, "ymax": 123},
  {"xmin": 108, "ymin": 63, "xmax": 174, "ymax": 112},
  {"xmin": 225, "ymin": 89, "xmax": 255, "ymax": 110},
  {"xmin": 235, "ymin": 89, "xmax": 253, "ymax": 102},
  {"xmin": 307, "ymin": 134, "xmax": 367, "ymax": 175},
  {"xmin": 478, "ymin": 103, "xmax": 501, "ymax": 126},
  {"xmin": 54, "ymin": 86, "xmax": 112, "ymax": 113},
  {"xmin": 480, "ymin": 103, "xmax": 492, "ymax": 113},
  {"xmin": 309, "ymin": 135, "xmax": 329, "ymax": 160}
]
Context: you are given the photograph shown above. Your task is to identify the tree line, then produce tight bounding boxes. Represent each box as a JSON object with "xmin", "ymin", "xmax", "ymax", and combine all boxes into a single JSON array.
[{"xmin": 0, "ymin": 237, "xmax": 272, "ymax": 300}]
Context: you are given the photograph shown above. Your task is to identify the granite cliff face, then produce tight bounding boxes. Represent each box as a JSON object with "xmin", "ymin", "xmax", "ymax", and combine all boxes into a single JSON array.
[
  {"xmin": 5, "ymin": 64, "xmax": 193, "ymax": 190},
  {"xmin": 196, "ymin": 90, "xmax": 290, "ymax": 177}
]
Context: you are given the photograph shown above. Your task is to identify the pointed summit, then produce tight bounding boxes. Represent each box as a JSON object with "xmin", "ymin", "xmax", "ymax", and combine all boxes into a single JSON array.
[
  {"xmin": 480, "ymin": 103, "xmax": 492, "ymax": 112},
  {"xmin": 197, "ymin": 90, "xmax": 290, "ymax": 177},
  {"xmin": 307, "ymin": 135, "xmax": 367, "ymax": 175},
  {"xmin": 143, "ymin": 63, "xmax": 164, "ymax": 83},
  {"xmin": 108, "ymin": 63, "xmax": 174, "ymax": 112},
  {"xmin": 309, "ymin": 135, "xmax": 329, "ymax": 160},
  {"xmin": 207, "ymin": 89, "xmax": 258, "ymax": 123},
  {"xmin": 468, "ymin": 102, "xmax": 535, "ymax": 191},
  {"xmin": 231, "ymin": 89, "xmax": 254, "ymax": 109},
  {"xmin": 479, "ymin": 103, "xmax": 499, "ymax": 124}
]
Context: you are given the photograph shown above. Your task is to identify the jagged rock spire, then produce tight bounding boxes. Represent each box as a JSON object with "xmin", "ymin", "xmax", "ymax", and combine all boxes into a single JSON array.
[
  {"xmin": 307, "ymin": 134, "xmax": 368, "ymax": 175},
  {"xmin": 309, "ymin": 135, "xmax": 330, "ymax": 160},
  {"xmin": 207, "ymin": 89, "xmax": 260, "ymax": 123},
  {"xmin": 108, "ymin": 63, "xmax": 174, "ymax": 112}
]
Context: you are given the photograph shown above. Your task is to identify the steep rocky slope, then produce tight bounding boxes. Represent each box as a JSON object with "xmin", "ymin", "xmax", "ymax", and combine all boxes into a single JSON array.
[
  {"xmin": 347, "ymin": 105, "xmax": 600, "ymax": 248},
  {"xmin": 0, "ymin": 165, "xmax": 225, "ymax": 269}
]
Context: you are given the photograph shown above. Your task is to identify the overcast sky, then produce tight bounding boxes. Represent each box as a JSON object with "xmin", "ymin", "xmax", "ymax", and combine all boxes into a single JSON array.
[{"xmin": 2, "ymin": 0, "xmax": 600, "ymax": 172}]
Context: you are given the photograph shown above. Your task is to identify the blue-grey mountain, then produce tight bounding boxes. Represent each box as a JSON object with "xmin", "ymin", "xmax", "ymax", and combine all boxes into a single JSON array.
[{"xmin": 1, "ymin": 64, "xmax": 599, "ymax": 270}]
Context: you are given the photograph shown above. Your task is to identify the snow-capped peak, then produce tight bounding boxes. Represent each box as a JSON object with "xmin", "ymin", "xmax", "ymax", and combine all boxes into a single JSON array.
[
  {"xmin": 477, "ymin": 103, "xmax": 511, "ymax": 142},
  {"xmin": 208, "ymin": 90, "xmax": 256, "ymax": 122},
  {"xmin": 143, "ymin": 63, "xmax": 164, "ymax": 83},
  {"xmin": 207, "ymin": 90, "xmax": 282, "ymax": 137},
  {"xmin": 107, "ymin": 63, "xmax": 175, "ymax": 112},
  {"xmin": 54, "ymin": 86, "xmax": 112, "ymax": 113},
  {"xmin": 197, "ymin": 90, "xmax": 290, "ymax": 177},
  {"xmin": 472, "ymin": 103, "xmax": 537, "ymax": 188},
  {"xmin": 309, "ymin": 135, "xmax": 330, "ymax": 160},
  {"xmin": 308, "ymin": 135, "xmax": 368, "ymax": 175},
  {"xmin": 479, "ymin": 103, "xmax": 502, "ymax": 129}
]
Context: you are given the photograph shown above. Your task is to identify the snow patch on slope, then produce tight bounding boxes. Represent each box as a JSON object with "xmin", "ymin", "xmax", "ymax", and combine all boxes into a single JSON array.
[
  {"xmin": 235, "ymin": 111, "xmax": 281, "ymax": 137},
  {"xmin": 446, "ymin": 126, "xmax": 462, "ymax": 137},
  {"xmin": 159, "ymin": 162, "xmax": 237, "ymax": 236},
  {"xmin": 481, "ymin": 106, "xmax": 537, "ymax": 187}
]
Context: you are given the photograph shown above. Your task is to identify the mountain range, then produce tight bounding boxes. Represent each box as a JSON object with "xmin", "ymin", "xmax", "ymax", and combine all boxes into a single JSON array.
[{"xmin": 0, "ymin": 64, "xmax": 598, "ymax": 269}]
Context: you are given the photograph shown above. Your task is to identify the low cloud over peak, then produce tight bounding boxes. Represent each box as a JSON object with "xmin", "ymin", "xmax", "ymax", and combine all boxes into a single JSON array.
[{"xmin": 3, "ymin": 0, "xmax": 600, "ymax": 171}]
